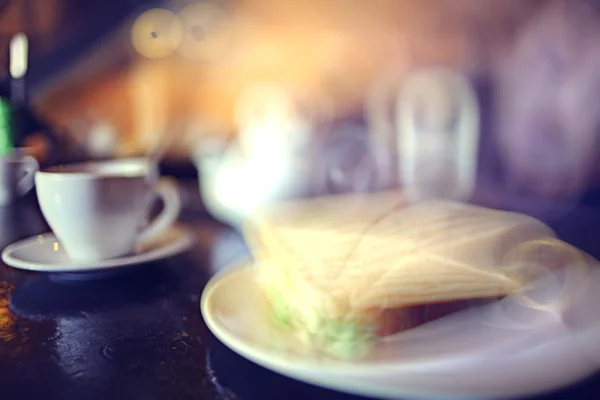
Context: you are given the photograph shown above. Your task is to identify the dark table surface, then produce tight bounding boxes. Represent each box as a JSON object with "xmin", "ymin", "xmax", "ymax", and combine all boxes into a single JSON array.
[{"xmin": 1, "ymin": 179, "xmax": 600, "ymax": 400}]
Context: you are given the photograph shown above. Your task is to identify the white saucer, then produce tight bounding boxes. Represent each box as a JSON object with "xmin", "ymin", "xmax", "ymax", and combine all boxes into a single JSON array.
[
  {"xmin": 2, "ymin": 225, "xmax": 195, "ymax": 273},
  {"xmin": 201, "ymin": 262, "xmax": 600, "ymax": 400}
]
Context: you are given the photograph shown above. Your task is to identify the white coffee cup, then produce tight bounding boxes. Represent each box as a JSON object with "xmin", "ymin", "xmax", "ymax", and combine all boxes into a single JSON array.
[
  {"xmin": 0, "ymin": 150, "xmax": 39, "ymax": 206},
  {"xmin": 35, "ymin": 159, "xmax": 181, "ymax": 262}
]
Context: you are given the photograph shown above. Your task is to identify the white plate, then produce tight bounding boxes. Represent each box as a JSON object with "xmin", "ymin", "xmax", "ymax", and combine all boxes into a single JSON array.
[
  {"xmin": 2, "ymin": 225, "xmax": 195, "ymax": 273},
  {"xmin": 201, "ymin": 262, "xmax": 600, "ymax": 400}
]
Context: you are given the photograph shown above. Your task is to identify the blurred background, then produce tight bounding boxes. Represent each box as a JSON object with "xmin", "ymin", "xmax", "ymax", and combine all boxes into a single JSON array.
[{"xmin": 3, "ymin": 0, "xmax": 600, "ymax": 214}]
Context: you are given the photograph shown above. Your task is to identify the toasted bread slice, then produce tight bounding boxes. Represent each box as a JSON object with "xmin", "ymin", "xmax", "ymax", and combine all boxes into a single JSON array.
[{"xmin": 246, "ymin": 194, "xmax": 561, "ymax": 314}]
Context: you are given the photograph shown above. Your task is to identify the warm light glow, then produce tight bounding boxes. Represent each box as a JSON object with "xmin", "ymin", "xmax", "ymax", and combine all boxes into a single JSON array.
[
  {"xmin": 131, "ymin": 8, "xmax": 183, "ymax": 59},
  {"xmin": 177, "ymin": 2, "xmax": 232, "ymax": 61},
  {"xmin": 9, "ymin": 32, "xmax": 28, "ymax": 79}
]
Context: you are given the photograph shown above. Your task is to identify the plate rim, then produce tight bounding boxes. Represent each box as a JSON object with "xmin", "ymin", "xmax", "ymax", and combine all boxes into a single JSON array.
[
  {"xmin": 1, "ymin": 224, "xmax": 195, "ymax": 273},
  {"xmin": 201, "ymin": 261, "xmax": 600, "ymax": 400}
]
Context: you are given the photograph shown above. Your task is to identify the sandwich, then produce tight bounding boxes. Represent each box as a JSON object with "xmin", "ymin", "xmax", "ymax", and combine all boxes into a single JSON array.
[{"xmin": 243, "ymin": 191, "xmax": 589, "ymax": 359}]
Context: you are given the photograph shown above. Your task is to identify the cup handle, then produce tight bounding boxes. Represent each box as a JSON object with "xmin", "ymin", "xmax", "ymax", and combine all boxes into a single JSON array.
[
  {"xmin": 137, "ymin": 177, "xmax": 182, "ymax": 243},
  {"xmin": 17, "ymin": 156, "xmax": 40, "ymax": 196}
]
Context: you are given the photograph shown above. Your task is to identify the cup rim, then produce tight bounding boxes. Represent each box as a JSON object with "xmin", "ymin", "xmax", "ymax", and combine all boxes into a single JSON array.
[
  {"xmin": 0, "ymin": 148, "xmax": 33, "ymax": 162},
  {"xmin": 36, "ymin": 159, "xmax": 154, "ymax": 179}
]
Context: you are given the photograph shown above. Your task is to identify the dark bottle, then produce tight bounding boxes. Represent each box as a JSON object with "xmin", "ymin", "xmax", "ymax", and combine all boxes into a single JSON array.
[{"xmin": 0, "ymin": 84, "xmax": 87, "ymax": 167}]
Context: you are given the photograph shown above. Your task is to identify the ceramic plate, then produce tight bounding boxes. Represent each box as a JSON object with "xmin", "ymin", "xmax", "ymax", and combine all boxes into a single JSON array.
[
  {"xmin": 201, "ymin": 261, "xmax": 600, "ymax": 400},
  {"xmin": 2, "ymin": 225, "xmax": 195, "ymax": 273}
]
